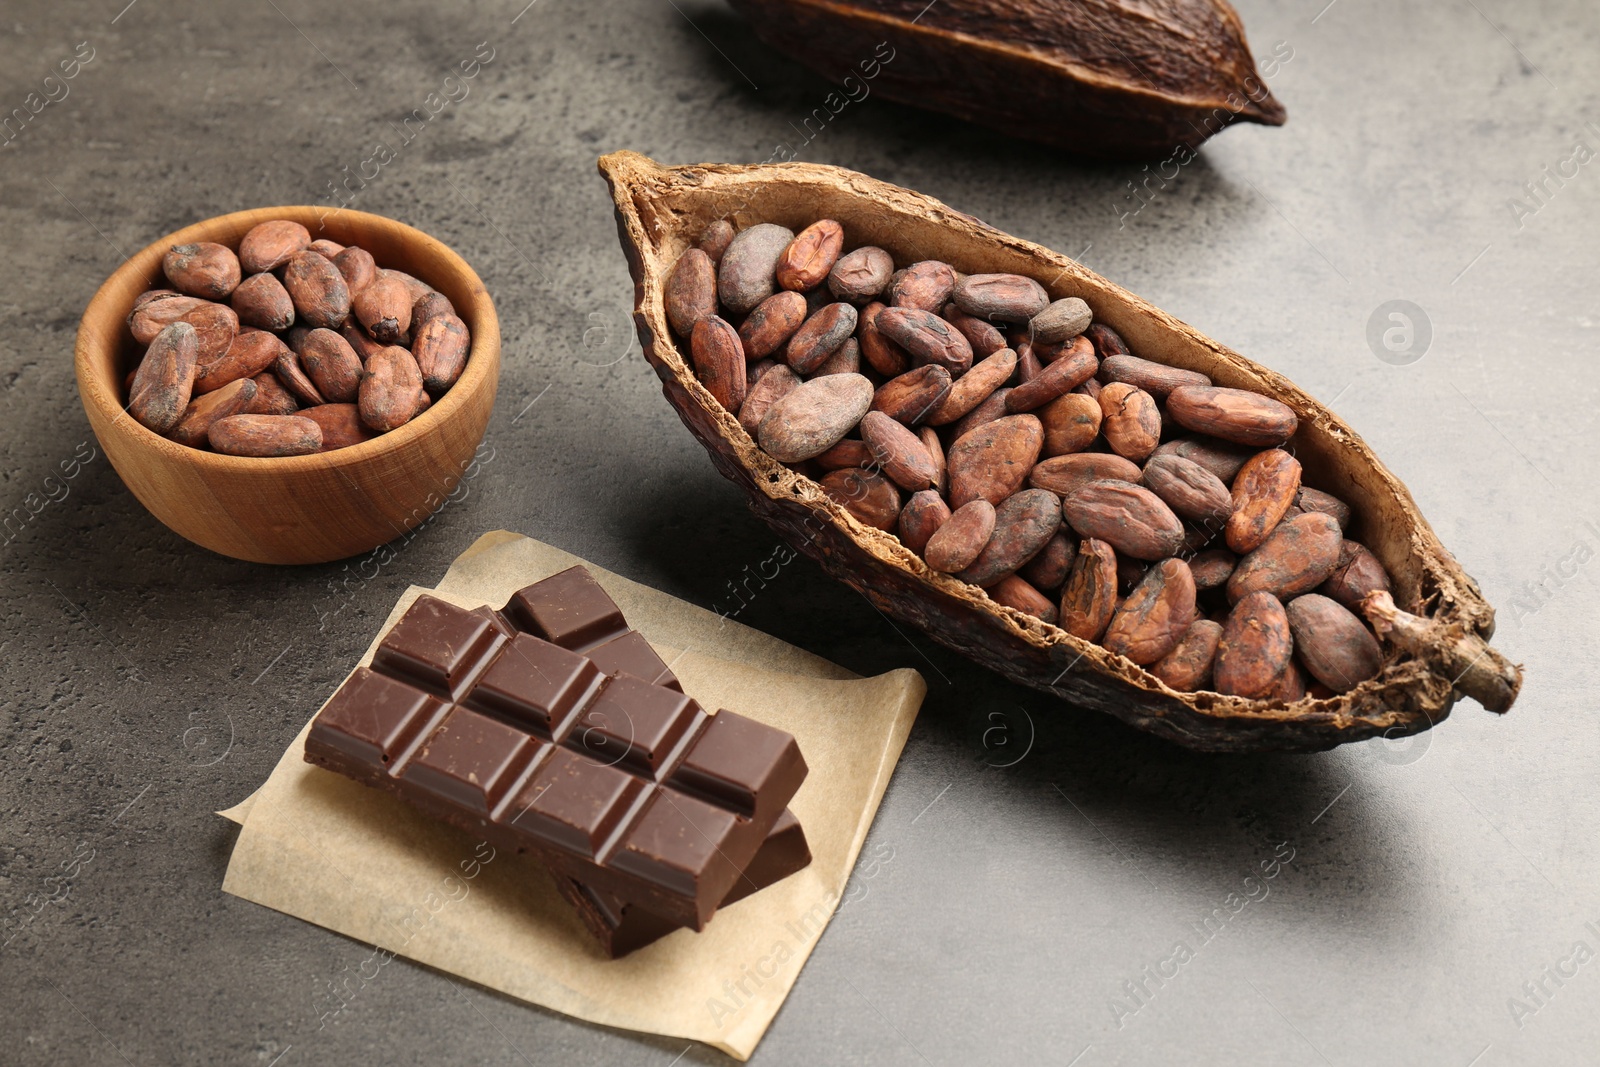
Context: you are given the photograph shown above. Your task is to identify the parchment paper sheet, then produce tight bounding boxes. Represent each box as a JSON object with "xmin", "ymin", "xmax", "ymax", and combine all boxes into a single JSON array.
[{"xmin": 219, "ymin": 531, "xmax": 925, "ymax": 1060}]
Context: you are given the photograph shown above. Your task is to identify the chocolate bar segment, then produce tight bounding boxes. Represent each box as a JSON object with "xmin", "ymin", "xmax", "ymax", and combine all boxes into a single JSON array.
[
  {"xmin": 505, "ymin": 566, "xmax": 682, "ymax": 690},
  {"xmin": 557, "ymin": 809, "xmax": 811, "ymax": 958},
  {"xmin": 306, "ymin": 584, "xmax": 806, "ymax": 930}
]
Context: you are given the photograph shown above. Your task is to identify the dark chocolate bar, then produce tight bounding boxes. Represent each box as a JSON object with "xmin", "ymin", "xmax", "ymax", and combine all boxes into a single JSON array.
[
  {"xmin": 506, "ymin": 566, "xmax": 682, "ymax": 690},
  {"xmin": 305, "ymin": 573, "xmax": 807, "ymax": 930},
  {"xmin": 557, "ymin": 809, "xmax": 811, "ymax": 958}
]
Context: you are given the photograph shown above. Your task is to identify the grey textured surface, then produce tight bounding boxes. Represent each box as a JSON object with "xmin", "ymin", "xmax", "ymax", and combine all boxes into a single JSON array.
[{"xmin": 2, "ymin": 0, "xmax": 1597, "ymax": 1064}]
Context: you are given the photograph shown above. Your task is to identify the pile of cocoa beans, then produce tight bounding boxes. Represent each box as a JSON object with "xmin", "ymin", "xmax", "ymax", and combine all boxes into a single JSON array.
[
  {"xmin": 122, "ymin": 220, "xmax": 471, "ymax": 457},
  {"xmin": 671, "ymin": 218, "xmax": 1395, "ymax": 701}
]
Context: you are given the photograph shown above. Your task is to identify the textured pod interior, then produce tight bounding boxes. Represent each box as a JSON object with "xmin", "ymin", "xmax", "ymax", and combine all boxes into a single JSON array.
[{"xmin": 600, "ymin": 151, "xmax": 1501, "ymax": 752}]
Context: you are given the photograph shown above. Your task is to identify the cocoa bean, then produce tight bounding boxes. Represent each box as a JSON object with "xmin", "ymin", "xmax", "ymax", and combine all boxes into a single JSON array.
[
  {"xmin": 1097, "ymin": 381, "xmax": 1160, "ymax": 461},
  {"xmin": 1038, "ymin": 392, "xmax": 1102, "ymax": 456},
  {"xmin": 925, "ymin": 499, "xmax": 996, "ymax": 573},
  {"xmin": 878, "ymin": 307, "xmax": 973, "ymax": 376},
  {"xmin": 1150, "ymin": 619, "xmax": 1223, "ymax": 692},
  {"xmin": 332, "ymin": 245, "xmax": 378, "ymax": 297},
  {"xmin": 1318, "ymin": 539, "xmax": 1392, "ymax": 609},
  {"xmin": 353, "ymin": 274, "xmax": 413, "ymax": 345},
  {"xmin": 943, "ymin": 305, "xmax": 1008, "ymax": 356},
  {"xmin": 1098, "ymin": 353, "xmax": 1210, "ymax": 398},
  {"xmin": 275, "ymin": 349, "xmax": 325, "ymax": 407},
  {"xmin": 298, "ymin": 403, "xmax": 378, "ymax": 452},
  {"xmin": 244, "ymin": 371, "xmax": 299, "ymax": 416},
  {"xmin": 128, "ymin": 292, "xmax": 206, "ymax": 344},
  {"xmin": 1005, "ymin": 344, "xmax": 1097, "ymax": 412},
  {"xmin": 738, "ymin": 363, "xmax": 801, "ymax": 436},
  {"xmin": 1227, "ymin": 512, "xmax": 1343, "ymax": 603},
  {"xmin": 341, "ymin": 321, "xmax": 387, "ymax": 363},
  {"xmin": 169, "ymin": 377, "xmax": 257, "ymax": 448},
  {"xmin": 1214, "ymin": 592, "xmax": 1293, "ymax": 698},
  {"xmin": 828, "ymin": 245, "xmax": 894, "ymax": 303},
  {"xmin": 815, "ymin": 336, "xmax": 862, "ymax": 376},
  {"xmin": 858, "ymin": 301, "xmax": 910, "ymax": 376},
  {"xmin": 898, "ymin": 489, "xmax": 951, "ymax": 555},
  {"xmin": 1226, "ymin": 448, "xmax": 1302, "ymax": 554},
  {"xmin": 926, "ymin": 348, "xmax": 1016, "ymax": 425},
  {"xmin": 1020, "ymin": 531, "xmax": 1075, "ymax": 591},
  {"xmin": 697, "ymin": 219, "xmax": 736, "ymax": 263},
  {"xmin": 949, "ymin": 386, "xmax": 1012, "ymax": 440},
  {"xmin": 1028, "ymin": 453, "xmax": 1141, "ymax": 498},
  {"xmin": 230, "ymin": 273, "xmax": 295, "ymax": 331},
  {"xmin": 1029, "ymin": 297, "xmax": 1091, "ymax": 342},
  {"xmin": 180, "ymin": 301, "xmax": 241, "ymax": 365},
  {"xmin": 951, "ymin": 273, "xmax": 1049, "ymax": 322},
  {"xmin": 1275, "ymin": 660, "xmax": 1308, "ymax": 702},
  {"xmin": 759, "ymin": 372, "xmax": 874, "ymax": 461},
  {"xmin": 1188, "ymin": 548, "xmax": 1237, "ymax": 591},
  {"xmin": 691, "ymin": 315, "xmax": 748, "ymax": 412},
  {"xmin": 1059, "ymin": 537, "xmax": 1118, "ymax": 642},
  {"xmin": 919, "ymin": 426, "xmax": 947, "ymax": 495},
  {"xmin": 208, "ymin": 414, "xmax": 322, "ymax": 457},
  {"xmin": 282, "ymin": 250, "xmax": 351, "ymax": 330},
  {"xmin": 861, "ymin": 411, "xmax": 940, "ymax": 491},
  {"xmin": 947, "ymin": 414, "xmax": 1044, "ymax": 507},
  {"xmin": 1295, "ymin": 486, "xmax": 1351, "ymax": 531},
  {"xmin": 719, "ymin": 223, "xmax": 794, "ymax": 314},
  {"xmin": 738, "ymin": 290, "xmax": 809, "ymax": 358},
  {"xmin": 412, "ymin": 314, "xmax": 471, "ymax": 394},
  {"xmin": 1285, "ymin": 594, "xmax": 1383, "ymax": 693},
  {"xmin": 1062, "ymin": 480, "xmax": 1185, "ymax": 560},
  {"xmin": 379, "ymin": 268, "xmax": 434, "ymax": 306},
  {"xmin": 871, "ymin": 365, "xmax": 952, "ymax": 425},
  {"xmin": 785, "ymin": 302, "xmax": 858, "ymax": 373},
  {"xmin": 1038, "ymin": 334, "xmax": 1093, "ymax": 366},
  {"xmin": 1117, "ymin": 555, "xmax": 1150, "ymax": 594},
  {"xmin": 1075, "ymin": 376, "xmax": 1102, "ymax": 400},
  {"xmin": 238, "ymin": 220, "xmax": 312, "ymax": 274},
  {"xmin": 128, "ymin": 323, "xmax": 199, "ymax": 435},
  {"xmin": 665, "ymin": 248, "xmax": 719, "ymax": 338},
  {"xmin": 307, "ymin": 239, "xmax": 344, "ymax": 258},
  {"xmin": 888, "ymin": 260, "xmax": 957, "ymax": 312},
  {"xmin": 299, "ymin": 328, "xmax": 364, "ymax": 403},
  {"xmin": 1167, "ymin": 386, "xmax": 1297, "ymax": 447},
  {"xmin": 1103, "ymin": 558, "xmax": 1197, "ymax": 665},
  {"xmin": 957, "ymin": 488, "xmax": 1062, "ymax": 587},
  {"xmin": 411, "ymin": 291, "xmax": 457, "ymax": 336},
  {"xmin": 989, "ymin": 574, "xmax": 1057, "ymax": 624},
  {"xmin": 1085, "ymin": 322, "xmax": 1130, "ymax": 359},
  {"xmin": 1152, "ymin": 435, "xmax": 1256, "ymax": 483},
  {"xmin": 820, "ymin": 468, "xmax": 902, "ymax": 531},
  {"xmin": 777, "ymin": 219, "xmax": 844, "ymax": 291},
  {"xmin": 1141, "ymin": 452, "xmax": 1232, "ymax": 525},
  {"xmin": 1016, "ymin": 340, "xmax": 1043, "ymax": 383},
  {"xmin": 358, "ymin": 347, "xmax": 424, "ymax": 432},
  {"xmin": 164, "ymin": 242, "xmax": 241, "ymax": 299},
  {"xmin": 816, "ymin": 438, "xmax": 872, "ymax": 470}
]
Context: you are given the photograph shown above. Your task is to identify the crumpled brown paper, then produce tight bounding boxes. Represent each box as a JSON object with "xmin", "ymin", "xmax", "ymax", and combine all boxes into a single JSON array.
[{"xmin": 219, "ymin": 531, "xmax": 924, "ymax": 1060}]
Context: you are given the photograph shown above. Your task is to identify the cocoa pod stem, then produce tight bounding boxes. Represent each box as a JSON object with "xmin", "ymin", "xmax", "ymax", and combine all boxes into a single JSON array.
[{"xmin": 1361, "ymin": 591, "xmax": 1521, "ymax": 714}]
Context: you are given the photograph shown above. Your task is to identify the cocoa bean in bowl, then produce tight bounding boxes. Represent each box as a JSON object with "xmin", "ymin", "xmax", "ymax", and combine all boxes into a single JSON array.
[
  {"xmin": 74, "ymin": 207, "xmax": 500, "ymax": 565},
  {"xmin": 600, "ymin": 151, "xmax": 1521, "ymax": 753}
]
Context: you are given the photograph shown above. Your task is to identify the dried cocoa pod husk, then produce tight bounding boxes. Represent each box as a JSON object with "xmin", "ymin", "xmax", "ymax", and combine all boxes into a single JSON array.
[
  {"xmin": 820, "ymin": 468, "xmax": 902, "ymax": 532},
  {"xmin": 1029, "ymin": 452, "xmax": 1141, "ymax": 498},
  {"xmin": 724, "ymin": 0, "xmax": 1285, "ymax": 160},
  {"xmin": 603, "ymin": 152, "xmax": 1519, "ymax": 751},
  {"xmin": 208, "ymin": 413, "xmax": 322, "ymax": 457},
  {"xmin": 989, "ymin": 574, "xmax": 1057, "ymax": 624},
  {"xmin": 665, "ymin": 248, "xmax": 720, "ymax": 339},
  {"xmin": 1227, "ymin": 448, "xmax": 1301, "ymax": 553},
  {"xmin": 898, "ymin": 489, "xmax": 951, "ymax": 555},
  {"xmin": 1150, "ymin": 619, "xmax": 1223, "ymax": 692},
  {"xmin": 238, "ymin": 220, "xmax": 311, "ymax": 274},
  {"xmin": 1103, "ymin": 558, "xmax": 1197, "ymax": 665},
  {"xmin": 1214, "ymin": 591, "xmax": 1292, "ymax": 699},
  {"xmin": 1059, "ymin": 537, "xmax": 1118, "ymax": 642}
]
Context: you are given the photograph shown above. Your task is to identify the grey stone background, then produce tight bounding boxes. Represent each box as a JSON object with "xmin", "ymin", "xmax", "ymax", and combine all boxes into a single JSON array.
[{"xmin": 2, "ymin": 0, "xmax": 1597, "ymax": 1063}]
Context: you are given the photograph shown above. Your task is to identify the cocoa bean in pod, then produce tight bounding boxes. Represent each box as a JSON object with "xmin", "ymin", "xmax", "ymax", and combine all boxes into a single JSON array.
[
  {"xmin": 1029, "ymin": 297, "xmax": 1092, "ymax": 343},
  {"xmin": 926, "ymin": 347, "xmax": 1016, "ymax": 425},
  {"xmin": 898, "ymin": 489, "xmax": 951, "ymax": 555},
  {"xmin": 282, "ymin": 250, "xmax": 351, "ymax": 330},
  {"xmin": 1075, "ymin": 376, "xmax": 1102, "ymax": 400},
  {"xmin": 1059, "ymin": 537, "xmax": 1118, "ymax": 642},
  {"xmin": 1038, "ymin": 334, "xmax": 1093, "ymax": 366},
  {"xmin": 888, "ymin": 260, "xmax": 957, "ymax": 313},
  {"xmin": 950, "ymin": 386, "xmax": 1012, "ymax": 439},
  {"xmin": 816, "ymin": 439, "xmax": 871, "ymax": 470},
  {"xmin": 759, "ymin": 372, "xmax": 874, "ymax": 462},
  {"xmin": 1005, "ymin": 343, "xmax": 1097, "ymax": 412},
  {"xmin": 739, "ymin": 290, "xmax": 809, "ymax": 358},
  {"xmin": 925, "ymin": 498, "xmax": 996, "ymax": 573},
  {"xmin": 786, "ymin": 302, "xmax": 858, "ymax": 373},
  {"xmin": 208, "ymin": 414, "xmax": 322, "ymax": 457},
  {"xmin": 340, "ymin": 321, "xmax": 386, "ymax": 364},
  {"xmin": 164, "ymin": 242, "xmax": 241, "ymax": 299},
  {"xmin": 698, "ymin": 219, "xmax": 735, "ymax": 263},
  {"xmin": 1228, "ymin": 512, "xmax": 1343, "ymax": 603},
  {"xmin": 1276, "ymin": 660, "xmax": 1309, "ymax": 702},
  {"xmin": 1142, "ymin": 452, "xmax": 1232, "ymax": 525},
  {"xmin": 957, "ymin": 488, "xmax": 1062, "ymax": 587},
  {"xmin": 1214, "ymin": 591, "xmax": 1293, "ymax": 699},
  {"xmin": 820, "ymin": 468, "xmax": 902, "ymax": 531},
  {"xmin": 299, "ymin": 403, "xmax": 378, "ymax": 452},
  {"xmin": 411, "ymin": 291, "xmax": 456, "ymax": 336},
  {"xmin": 919, "ymin": 426, "xmax": 947, "ymax": 495},
  {"xmin": 739, "ymin": 363, "xmax": 801, "ymax": 436},
  {"xmin": 353, "ymin": 274, "xmax": 413, "ymax": 345},
  {"xmin": 878, "ymin": 306, "xmax": 974, "ymax": 376},
  {"xmin": 1226, "ymin": 448, "xmax": 1301, "ymax": 553},
  {"xmin": 1285, "ymin": 593, "xmax": 1383, "ymax": 693},
  {"xmin": 128, "ymin": 291, "xmax": 206, "ymax": 344},
  {"xmin": 1085, "ymin": 322, "xmax": 1130, "ymax": 359},
  {"xmin": 951, "ymin": 273, "xmax": 1049, "ymax": 323},
  {"xmin": 358, "ymin": 347, "xmax": 424, "ymax": 432},
  {"xmin": 871, "ymin": 364, "xmax": 952, "ymax": 425},
  {"xmin": 1098, "ymin": 381, "xmax": 1161, "ymax": 461},
  {"xmin": 989, "ymin": 574, "xmax": 1057, "ymax": 624},
  {"xmin": 1098, "ymin": 354, "xmax": 1210, "ymax": 398},
  {"xmin": 776, "ymin": 219, "xmax": 845, "ymax": 291},
  {"xmin": 719, "ymin": 223, "xmax": 794, "ymax": 314},
  {"xmin": 1103, "ymin": 558, "xmax": 1197, "ymax": 665},
  {"xmin": 230, "ymin": 273, "xmax": 295, "ymax": 331},
  {"xmin": 1039, "ymin": 392, "xmax": 1102, "ymax": 456},
  {"xmin": 665, "ymin": 247, "xmax": 719, "ymax": 338},
  {"xmin": 300, "ymin": 328, "xmax": 364, "ymax": 404},
  {"xmin": 858, "ymin": 301, "xmax": 909, "ymax": 376},
  {"xmin": 128, "ymin": 323, "xmax": 199, "ymax": 434},
  {"xmin": 238, "ymin": 220, "xmax": 311, "ymax": 274},
  {"xmin": 1167, "ymin": 385, "xmax": 1297, "ymax": 447},
  {"xmin": 168, "ymin": 377, "xmax": 257, "ymax": 448},
  {"xmin": 1318, "ymin": 539, "xmax": 1392, "ymax": 609},
  {"xmin": 748, "ymin": 358, "xmax": 776, "ymax": 390},
  {"xmin": 180, "ymin": 301, "xmax": 241, "ymax": 365},
  {"xmin": 1028, "ymin": 452, "xmax": 1141, "ymax": 498},
  {"xmin": 860, "ymin": 410, "xmax": 938, "ymax": 491},
  {"xmin": 1117, "ymin": 555, "xmax": 1150, "ymax": 594},
  {"xmin": 1020, "ymin": 531, "xmax": 1075, "ymax": 592},
  {"xmin": 1152, "ymin": 434, "xmax": 1257, "ymax": 483},
  {"xmin": 947, "ymin": 413, "xmax": 1044, "ymax": 508},
  {"xmin": 1296, "ymin": 486, "xmax": 1351, "ymax": 531},
  {"xmin": 1150, "ymin": 619, "xmax": 1223, "ymax": 692},
  {"xmin": 815, "ymin": 337, "xmax": 862, "ymax": 376},
  {"xmin": 1062, "ymin": 480, "xmax": 1185, "ymax": 560},
  {"xmin": 275, "ymin": 349, "xmax": 326, "ymax": 407},
  {"xmin": 828, "ymin": 245, "xmax": 894, "ymax": 303},
  {"xmin": 244, "ymin": 371, "xmax": 299, "ymax": 416},
  {"xmin": 332, "ymin": 245, "xmax": 378, "ymax": 297},
  {"xmin": 1188, "ymin": 548, "xmax": 1237, "ymax": 591},
  {"xmin": 1016, "ymin": 340, "xmax": 1043, "ymax": 384},
  {"xmin": 412, "ymin": 314, "xmax": 471, "ymax": 395},
  {"xmin": 943, "ymin": 304, "xmax": 1007, "ymax": 356},
  {"xmin": 691, "ymin": 316, "xmax": 748, "ymax": 412}
]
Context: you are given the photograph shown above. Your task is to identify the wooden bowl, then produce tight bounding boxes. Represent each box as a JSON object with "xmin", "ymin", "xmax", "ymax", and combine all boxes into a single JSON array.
[{"xmin": 74, "ymin": 207, "xmax": 499, "ymax": 565}]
